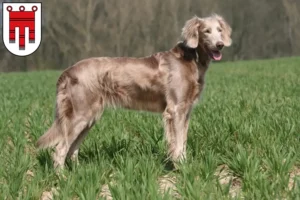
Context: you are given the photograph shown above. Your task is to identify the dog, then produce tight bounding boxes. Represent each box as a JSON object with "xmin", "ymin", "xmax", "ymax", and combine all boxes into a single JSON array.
[{"xmin": 36, "ymin": 14, "xmax": 232, "ymax": 169}]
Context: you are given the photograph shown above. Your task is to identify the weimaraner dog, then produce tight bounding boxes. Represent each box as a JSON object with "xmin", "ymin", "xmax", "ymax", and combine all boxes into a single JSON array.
[{"xmin": 37, "ymin": 14, "xmax": 232, "ymax": 169}]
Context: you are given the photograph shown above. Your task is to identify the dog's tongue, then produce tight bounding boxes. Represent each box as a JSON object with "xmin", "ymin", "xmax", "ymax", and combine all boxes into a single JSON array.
[{"xmin": 212, "ymin": 51, "xmax": 222, "ymax": 61}]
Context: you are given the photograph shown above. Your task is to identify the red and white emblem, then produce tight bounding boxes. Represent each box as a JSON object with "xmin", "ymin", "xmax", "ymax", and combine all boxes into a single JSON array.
[{"xmin": 2, "ymin": 3, "xmax": 42, "ymax": 56}]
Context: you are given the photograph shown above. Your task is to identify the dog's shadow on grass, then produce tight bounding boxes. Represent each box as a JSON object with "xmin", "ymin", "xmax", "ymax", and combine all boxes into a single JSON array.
[
  {"xmin": 78, "ymin": 141, "xmax": 178, "ymax": 172},
  {"xmin": 36, "ymin": 149, "xmax": 83, "ymax": 172},
  {"xmin": 36, "ymin": 150, "xmax": 54, "ymax": 170},
  {"xmin": 36, "ymin": 139, "xmax": 178, "ymax": 172},
  {"xmin": 162, "ymin": 158, "xmax": 178, "ymax": 172}
]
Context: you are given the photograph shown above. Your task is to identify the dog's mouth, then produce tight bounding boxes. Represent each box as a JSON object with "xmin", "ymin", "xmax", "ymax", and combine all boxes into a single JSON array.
[{"xmin": 207, "ymin": 49, "xmax": 222, "ymax": 61}]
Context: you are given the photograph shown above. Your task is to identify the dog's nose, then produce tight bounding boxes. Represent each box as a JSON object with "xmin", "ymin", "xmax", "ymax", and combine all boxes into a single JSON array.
[{"xmin": 216, "ymin": 42, "xmax": 224, "ymax": 50}]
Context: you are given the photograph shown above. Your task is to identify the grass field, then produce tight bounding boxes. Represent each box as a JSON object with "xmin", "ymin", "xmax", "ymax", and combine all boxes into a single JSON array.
[{"xmin": 0, "ymin": 57, "xmax": 300, "ymax": 199}]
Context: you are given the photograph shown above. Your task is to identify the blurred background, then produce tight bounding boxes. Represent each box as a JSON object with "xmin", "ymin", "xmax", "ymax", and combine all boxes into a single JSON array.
[{"xmin": 0, "ymin": 0, "xmax": 299, "ymax": 72}]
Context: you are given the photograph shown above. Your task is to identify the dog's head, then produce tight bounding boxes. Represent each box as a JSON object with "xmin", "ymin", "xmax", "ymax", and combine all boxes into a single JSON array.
[{"xmin": 181, "ymin": 14, "xmax": 232, "ymax": 61}]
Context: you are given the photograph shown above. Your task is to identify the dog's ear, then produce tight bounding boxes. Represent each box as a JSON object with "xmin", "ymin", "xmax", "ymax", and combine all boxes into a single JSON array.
[
  {"xmin": 215, "ymin": 14, "xmax": 232, "ymax": 47},
  {"xmin": 181, "ymin": 16, "xmax": 202, "ymax": 48}
]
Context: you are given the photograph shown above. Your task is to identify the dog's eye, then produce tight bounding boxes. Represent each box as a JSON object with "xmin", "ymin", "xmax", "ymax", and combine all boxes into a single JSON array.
[
  {"xmin": 218, "ymin": 28, "xmax": 222, "ymax": 32},
  {"xmin": 204, "ymin": 29, "xmax": 211, "ymax": 34}
]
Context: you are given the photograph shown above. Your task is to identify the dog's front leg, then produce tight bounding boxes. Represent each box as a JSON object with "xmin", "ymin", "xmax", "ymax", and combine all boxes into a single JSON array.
[
  {"xmin": 163, "ymin": 106, "xmax": 176, "ymax": 160},
  {"xmin": 163, "ymin": 102, "xmax": 191, "ymax": 163},
  {"xmin": 181, "ymin": 107, "xmax": 192, "ymax": 160}
]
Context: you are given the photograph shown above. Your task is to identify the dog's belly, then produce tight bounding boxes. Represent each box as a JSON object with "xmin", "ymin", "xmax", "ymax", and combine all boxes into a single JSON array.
[{"xmin": 123, "ymin": 89, "xmax": 167, "ymax": 113}]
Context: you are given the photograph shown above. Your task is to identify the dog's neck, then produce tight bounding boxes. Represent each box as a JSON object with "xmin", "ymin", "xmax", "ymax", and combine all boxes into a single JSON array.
[
  {"xmin": 195, "ymin": 44, "xmax": 211, "ymax": 67},
  {"xmin": 172, "ymin": 42, "xmax": 211, "ymax": 85},
  {"xmin": 174, "ymin": 42, "xmax": 211, "ymax": 68}
]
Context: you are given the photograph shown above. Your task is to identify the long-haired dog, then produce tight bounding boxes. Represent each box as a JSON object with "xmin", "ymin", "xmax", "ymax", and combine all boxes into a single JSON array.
[{"xmin": 37, "ymin": 14, "xmax": 232, "ymax": 168}]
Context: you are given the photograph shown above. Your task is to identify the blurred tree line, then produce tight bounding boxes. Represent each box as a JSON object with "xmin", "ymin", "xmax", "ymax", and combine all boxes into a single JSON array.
[{"xmin": 0, "ymin": 0, "xmax": 299, "ymax": 72}]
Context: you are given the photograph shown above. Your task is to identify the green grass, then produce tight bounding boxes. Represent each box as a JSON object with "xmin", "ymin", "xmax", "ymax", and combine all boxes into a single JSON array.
[{"xmin": 0, "ymin": 57, "xmax": 300, "ymax": 199}]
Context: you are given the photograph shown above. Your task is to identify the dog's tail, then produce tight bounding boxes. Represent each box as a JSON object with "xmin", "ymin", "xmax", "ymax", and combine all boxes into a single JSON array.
[
  {"xmin": 36, "ymin": 72, "xmax": 72, "ymax": 149},
  {"xmin": 36, "ymin": 122, "xmax": 61, "ymax": 149}
]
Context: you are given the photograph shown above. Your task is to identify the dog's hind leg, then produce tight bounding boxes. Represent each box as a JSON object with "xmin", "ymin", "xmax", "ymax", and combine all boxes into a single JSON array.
[
  {"xmin": 53, "ymin": 71, "xmax": 106, "ymax": 168},
  {"xmin": 67, "ymin": 108, "xmax": 104, "ymax": 164},
  {"xmin": 53, "ymin": 119, "xmax": 88, "ymax": 169},
  {"xmin": 66, "ymin": 96, "xmax": 105, "ymax": 164},
  {"xmin": 67, "ymin": 126, "xmax": 91, "ymax": 164}
]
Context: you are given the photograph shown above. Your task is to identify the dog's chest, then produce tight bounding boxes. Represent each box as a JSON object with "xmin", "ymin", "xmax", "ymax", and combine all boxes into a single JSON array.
[{"xmin": 191, "ymin": 63, "xmax": 208, "ymax": 103}]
